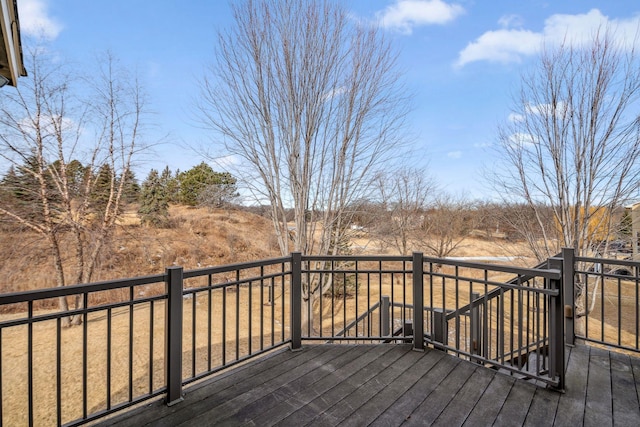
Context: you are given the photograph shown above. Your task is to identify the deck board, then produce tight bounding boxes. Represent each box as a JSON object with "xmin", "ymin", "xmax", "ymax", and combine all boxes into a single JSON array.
[
  {"xmin": 107, "ymin": 345, "xmax": 317, "ymax": 427},
  {"xmin": 554, "ymin": 345, "xmax": 589, "ymax": 426},
  {"xmin": 430, "ymin": 365, "xmax": 495, "ymax": 426},
  {"xmin": 100, "ymin": 344, "xmax": 640, "ymax": 427},
  {"xmin": 523, "ymin": 387, "xmax": 560, "ymax": 426},
  {"xmin": 307, "ymin": 348, "xmax": 433, "ymax": 427},
  {"xmin": 367, "ymin": 355, "xmax": 460, "ymax": 426},
  {"xmin": 584, "ymin": 347, "xmax": 614, "ymax": 427},
  {"xmin": 279, "ymin": 345, "xmax": 409, "ymax": 426},
  {"xmin": 234, "ymin": 345, "xmax": 397, "ymax": 426},
  {"xmin": 402, "ymin": 361, "xmax": 478, "ymax": 426},
  {"xmin": 461, "ymin": 373, "xmax": 515, "ymax": 427},
  {"xmin": 492, "ymin": 377, "xmax": 537, "ymax": 426},
  {"xmin": 178, "ymin": 345, "xmax": 359, "ymax": 426},
  {"xmin": 631, "ymin": 355, "xmax": 640, "ymax": 416},
  {"xmin": 609, "ymin": 350, "xmax": 640, "ymax": 426},
  {"xmin": 338, "ymin": 348, "xmax": 457, "ymax": 426}
]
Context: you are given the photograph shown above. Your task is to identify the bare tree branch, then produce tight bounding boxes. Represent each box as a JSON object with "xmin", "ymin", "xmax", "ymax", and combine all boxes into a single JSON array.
[
  {"xmin": 0, "ymin": 46, "xmax": 150, "ymax": 326},
  {"xmin": 197, "ymin": 0, "xmax": 410, "ymax": 330},
  {"xmin": 492, "ymin": 27, "xmax": 640, "ymax": 318}
]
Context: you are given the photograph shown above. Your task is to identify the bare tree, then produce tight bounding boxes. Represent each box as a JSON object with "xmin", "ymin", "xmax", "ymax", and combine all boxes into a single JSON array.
[
  {"xmin": 198, "ymin": 0, "xmax": 409, "ymax": 328},
  {"xmin": 373, "ymin": 168, "xmax": 436, "ymax": 255},
  {"xmin": 492, "ymin": 28, "xmax": 640, "ymax": 317},
  {"xmin": 422, "ymin": 193, "xmax": 476, "ymax": 259},
  {"xmin": 0, "ymin": 47, "xmax": 148, "ymax": 325},
  {"xmin": 495, "ymin": 202, "xmax": 557, "ymax": 260}
]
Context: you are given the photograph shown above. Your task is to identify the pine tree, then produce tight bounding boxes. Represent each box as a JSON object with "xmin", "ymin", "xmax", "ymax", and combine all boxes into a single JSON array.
[
  {"xmin": 1, "ymin": 157, "xmax": 61, "ymax": 223},
  {"xmin": 139, "ymin": 169, "xmax": 169, "ymax": 227},
  {"xmin": 122, "ymin": 169, "xmax": 140, "ymax": 204},
  {"xmin": 177, "ymin": 162, "xmax": 238, "ymax": 207},
  {"xmin": 91, "ymin": 164, "xmax": 114, "ymax": 216},
  {"xmin": 160, "ymin": 166, "xmax": 179, "ymax": 203}
]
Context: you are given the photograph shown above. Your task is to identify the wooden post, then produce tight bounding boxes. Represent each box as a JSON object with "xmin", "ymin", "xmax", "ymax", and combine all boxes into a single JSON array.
[
  {"xmin": 381, "ymin": 296, "xmax": 390, "ymax": 337},
  {"xmin": 412, "ymin": 252, "xmax": 424, "ymax": 351},
  {"xmin": 291, "ymin": 252, "xmax": 302, "ymax": 350},
  {"xmin": 470, "ymin": 292, "xmax": 480, "ymax": 356},
  {"xmin": 165, "ymin": 266, "xmax": 184, "ymax": 406},
  {"xmin": 548, "ymin": 255, "xmax": 565, "ymax": 391},
  {"xmin": 562, "ymin": 247, "xmax": 575, "ymax": 346},
  {"xmin": 433, "ymin": 308, "xmax": 447, "ymax": 350}
]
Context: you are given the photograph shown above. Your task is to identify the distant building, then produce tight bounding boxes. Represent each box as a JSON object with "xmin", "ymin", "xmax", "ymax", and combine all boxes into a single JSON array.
[
  {"xmin": 0, "ymin": 0, "xmax": 27, "ymax": 87},
  {"xmin": 625, "ymin": 202, "xmax": 640, "ymax": 259}
]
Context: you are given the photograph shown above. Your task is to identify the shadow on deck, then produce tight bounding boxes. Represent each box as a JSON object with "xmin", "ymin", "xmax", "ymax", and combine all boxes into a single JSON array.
[{"xmin": 102, "ymin": 343, "xmax": 640, "ymax": 427}]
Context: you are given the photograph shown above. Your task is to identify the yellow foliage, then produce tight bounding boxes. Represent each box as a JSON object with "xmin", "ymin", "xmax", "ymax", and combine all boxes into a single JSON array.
[{"xmin": 554, "ymin": 206, "xmax": 612, "ymax": 243}]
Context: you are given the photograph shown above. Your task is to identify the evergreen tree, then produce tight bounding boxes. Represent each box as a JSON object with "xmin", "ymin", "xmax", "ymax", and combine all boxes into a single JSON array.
[
  {"xmin": 65, "ymin": 160, "xmax": 89, "ymax": 199},
  {"xmin": 160, "ymin": 166, "xmax": 179, "ymax": 203},
  {"xmin": 1, "ymin": 157, "xmax": 61, "ymax": 223},
  {"xmin": 0, "ymin": 167, "xmax": 20, "ymax": 217},
  {"xmin": 177, "ymin": 162, "xmax": 237, "ymax": 207},
  {"xmin": 91, "ymin": 164, "xmax": 114, "ymax": 215},
  {"xmin": 139, "ymin": 169, "xmax": 169, "ymax": 226},
  {"xmin": 122, "ymin": 169, "xmax": 140, "ymax": 204},
  {"xmin": 197, "ymin": 171, "xmax": 239, "ymax": 208}
]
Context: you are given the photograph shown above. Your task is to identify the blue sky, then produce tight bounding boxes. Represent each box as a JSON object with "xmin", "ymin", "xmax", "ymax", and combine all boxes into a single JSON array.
[{"xmin": 14, "ymin": 0, "xmax": 640, "ymax": 199}]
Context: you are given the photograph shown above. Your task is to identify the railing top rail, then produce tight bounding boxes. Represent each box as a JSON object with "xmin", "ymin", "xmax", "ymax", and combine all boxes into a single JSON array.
[
  {"xmin": 301, "ymin": 254, "xmax": 411, "ymax": 262},
  {"xmin": 0, "ymin": 273, "xmax": 167, "ymax": 305},
  {"xmin": 574, "ymin": 255, "xmax": 640, "ymax": 268},
  {"xmin": 0, "ymin": 252, "xmax": 563, "ymax": 307},
  {"xmin": 183, "ymin": 256, "xmax": 292, "ymax": 279},
  {"xmin": 421, "ymin": 256, "xmax": 561, "ymax": 280},
  {"xmin": 0, "ymin": 293, "xmax": 167, "ymax": 329},
  {"xmin": 299, "ymin": 254, "xmax": 561, "ymax": 280},
  {"xmin": 444, "ymin": 255, "xmax": 562, "ymax": 321}
]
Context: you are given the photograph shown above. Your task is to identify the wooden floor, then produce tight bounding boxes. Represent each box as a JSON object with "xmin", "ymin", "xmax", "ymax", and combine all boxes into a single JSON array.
[{"xmin": 103, "ymin": 344, "xmax": 640, "ymax": 427}]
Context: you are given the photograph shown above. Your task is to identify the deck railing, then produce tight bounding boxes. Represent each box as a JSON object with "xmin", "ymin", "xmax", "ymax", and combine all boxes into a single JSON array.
[
  {"xmin": 297, "ymin": 254, "xmax": 417, "ymax": 344},
  {"xmin": 431, "ymin": 255, "xmax": 565, "ymax": 387},
  {"xmin": 0, "ymin": 257, "xmax": 293, "ymax": 427},
  {"xmin": 0, "ymin": 251, "xmax": 570, "ymax": 426},
  {"xmin": 294, "ymin": 253, "xmax": 565, "ymax": 388},
  {"xmin": 571, "ymin": 253, "xmax": 640, "ymax": 353},
  {"xmin": 0, "ymin": 273, "xmax": 169, "ymax": 427}
]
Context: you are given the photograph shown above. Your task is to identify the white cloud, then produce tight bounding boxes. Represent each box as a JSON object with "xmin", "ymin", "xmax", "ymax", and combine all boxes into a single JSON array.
[
  {"xmin": 456, "ymin": 9, "xmax": 640, "ymax": 67},
  {"xmin": 213, "ymin": 155, "xmax": 240, "ymax": 169},
  {"xmin": 322, "ymin": 86, "xmax": 347, "ymax": 101},
  {"xmin": 16, "ymin": 115, "xmax": 84, "ymax": 160},
  {"xmin": 377, "ymin": 0, "xmax": 465, "ymax": 35},
  {"xmin": 509, "ymin": 101, "xmax": 570, "ymax": 123},
  {"xmin": 473, "ymin": 142, "xmax": 492, "ymax": 148},
  {"xmin": 447, "ymin": 150, "xmax": 462, "ymax": 159},
  {"xmin": 508, "ymin": 132, "xmax": 536, "ymax": 147},
  {"xmin": 526, "ymin": 101, "xmax": 569, "ymax": 117},
  {"xmin": 19, "ymin": 114, "xmax": 78, "ymax": 136},
  {"xmin": 498, "ymin": 14, "xmax": 524, "ymax": 29},
  {"xmin": 17, "ymin": 0, "xmax": 62, "ymax": 40},
  {"xmin": 508, "ymin": 113, "xmax": 525, "ymax": 123},
  {"xmin": 456, "ymin": 28, "xmax": 541, "ymax": 67}
]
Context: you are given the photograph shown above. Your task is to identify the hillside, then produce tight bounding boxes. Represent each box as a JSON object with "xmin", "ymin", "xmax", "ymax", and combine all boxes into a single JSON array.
[
  {"xmin": 0, "ymin": 205, "xmax": 280, "ymax": 294},
  {"xmin": 0, "ymin": 204, "xmax": 536, "ymax": 295}
]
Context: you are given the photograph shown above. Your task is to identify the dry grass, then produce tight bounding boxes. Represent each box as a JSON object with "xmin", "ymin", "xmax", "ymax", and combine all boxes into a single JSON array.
[
  {"xmin": 0, "ymin": 206, "xmax": 280, "ymax": 296},
  {"xmin": 1, "ymin": 290, "xmax": 290, "ymax": 426}
]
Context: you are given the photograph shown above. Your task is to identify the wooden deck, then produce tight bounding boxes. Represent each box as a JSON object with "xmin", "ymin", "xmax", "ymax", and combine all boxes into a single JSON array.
[{"xmin": 102, "ymin": 344, "xmax": 640, "ymax": 427}]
